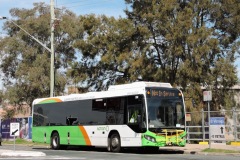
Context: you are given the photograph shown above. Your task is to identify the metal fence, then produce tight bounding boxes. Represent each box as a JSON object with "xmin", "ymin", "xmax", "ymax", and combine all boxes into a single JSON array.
[{"xmin": 185, "ymin": 108, "xmax": 240, "ymax": 143}]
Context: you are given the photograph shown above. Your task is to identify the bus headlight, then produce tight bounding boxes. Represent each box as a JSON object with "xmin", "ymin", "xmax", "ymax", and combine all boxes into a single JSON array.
[{"xmin": 144, "ymin": 135, "xmax": 156, "ymax": 143}]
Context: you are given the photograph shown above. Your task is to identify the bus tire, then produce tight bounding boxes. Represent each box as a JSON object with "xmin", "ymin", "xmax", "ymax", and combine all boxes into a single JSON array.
[
  {"xmin": 51, "ymin": 132, "xmax": 60, "ymax": 150},
  {"xmin": 109, "ymin": 133, "xmax": 121, "ymax": 152}
]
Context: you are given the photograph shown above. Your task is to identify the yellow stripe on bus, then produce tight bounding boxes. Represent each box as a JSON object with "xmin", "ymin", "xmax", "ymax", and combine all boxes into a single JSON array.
[{"xmin": 38, "ymin": 98, "xmax": 63, "ymax": 104}]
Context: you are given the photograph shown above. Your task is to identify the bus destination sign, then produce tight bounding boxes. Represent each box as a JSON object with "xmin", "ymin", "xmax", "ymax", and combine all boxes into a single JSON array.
[{"xmin": 148, "ymin": 89, "xmax": 176, "ymax": 97}]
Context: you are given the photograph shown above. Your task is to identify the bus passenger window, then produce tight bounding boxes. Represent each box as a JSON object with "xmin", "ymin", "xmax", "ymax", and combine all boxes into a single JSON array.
[{"xmin": 66, "ymin": 116, "xmax": 78, "ymax": 125}]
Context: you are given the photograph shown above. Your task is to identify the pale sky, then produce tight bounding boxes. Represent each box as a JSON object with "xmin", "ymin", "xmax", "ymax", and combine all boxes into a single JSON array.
[{"xmin": 0, "ymin": 0, "xmax": 127, "ymax": 29}]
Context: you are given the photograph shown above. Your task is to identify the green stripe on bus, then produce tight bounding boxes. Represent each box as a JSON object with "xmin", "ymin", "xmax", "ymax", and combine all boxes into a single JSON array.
[
  {"xmin": 32, "ymin": 126, "xmax": 89, "ymax": 145},
  {"xmin": 38, "ymin": 98, "xmax": 62, "ymax": 104}
]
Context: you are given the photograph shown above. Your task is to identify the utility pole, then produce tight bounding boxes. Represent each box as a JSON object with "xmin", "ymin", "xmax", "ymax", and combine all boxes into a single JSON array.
[{"xmin": 50, "ymin": 0, "xmax": 55, "ymax": 97}]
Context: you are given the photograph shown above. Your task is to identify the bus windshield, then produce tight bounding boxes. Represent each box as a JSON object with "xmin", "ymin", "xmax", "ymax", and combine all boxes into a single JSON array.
[{"xmin": 146, "ymin": 89, "xmax": 185, "ymax": 130}]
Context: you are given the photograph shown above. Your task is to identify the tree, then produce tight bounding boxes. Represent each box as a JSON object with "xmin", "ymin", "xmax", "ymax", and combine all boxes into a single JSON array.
[
  {"xmin": 68, "ymin": 0, "xmax": 239, "ymax": 111},
  {"xmin": 0, "ymin": 90, "xmax": 3, "ymax": 105},
  {"xmin": 0, "ymin": 1, "xmax": 239, "ymax": 114},
  {"xmin": 0, "ymin": 105, "xmax": 15, "ymax": 120},
  {"xmin": 70, "ymin": 15, "xmax": 138, "ymax": 90},
  {"xmin": 0, "ymin": 3, "xmax": 77, "ymax": 108},
  {"xmin": 124, "ymin": 0, "xmax": 239, "ymax": 110}
]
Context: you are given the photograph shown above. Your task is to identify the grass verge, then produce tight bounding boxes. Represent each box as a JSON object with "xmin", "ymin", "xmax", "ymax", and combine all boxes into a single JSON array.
[
  {"xmin": 202, "ymin": 148, "xmax": 240, "ymax": 154},
  {"xmin": 2, "ymin": 138, "xmax": 48, "ymax": 146}
]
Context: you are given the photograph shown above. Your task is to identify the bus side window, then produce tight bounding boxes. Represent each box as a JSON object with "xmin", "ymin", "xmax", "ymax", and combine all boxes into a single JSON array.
[
  {"xmin": 129, "ymin": 108, "xmax": 141, "ymax": 123},
  {"xmin": 176, "ymin": 103, "xmax": 183, "ymax": 123},
  {"xmin": 129, "ymin": 109, "xmax": 136, "ymax": 123},
  {"xmin": 66, "ymin": 116, "xmax": 78, "ymax": 125}
]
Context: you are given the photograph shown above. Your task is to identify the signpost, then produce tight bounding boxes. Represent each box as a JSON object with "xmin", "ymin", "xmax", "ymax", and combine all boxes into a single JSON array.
[
  {"xmin": 203, "ymin": 91, "xmax": 212, "ymax": 148},
  {"xmin": 10, "ymin": 123, "xmax": 20, "ymax": 151}
]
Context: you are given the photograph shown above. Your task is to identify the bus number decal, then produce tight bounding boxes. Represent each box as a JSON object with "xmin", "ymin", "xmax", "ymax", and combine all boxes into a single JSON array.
[{"xmin": 97, "ymin": 126, "xmax": 109, "ymax": 132}]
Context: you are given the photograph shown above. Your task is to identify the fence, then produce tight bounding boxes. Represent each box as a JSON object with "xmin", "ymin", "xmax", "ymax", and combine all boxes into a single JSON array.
[{"xmin": 186, "ymin": 108, "xmax": 240, "ymax": 143}]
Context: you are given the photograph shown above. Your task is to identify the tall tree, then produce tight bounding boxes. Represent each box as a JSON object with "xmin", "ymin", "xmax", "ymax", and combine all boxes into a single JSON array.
[
  {"xmin": 70, "ymin": 15, "xmax": 138, "ymax": 90},
  {"xmin": 124, "ymin": 0, "xmax": 239, "ymax": 110},
  {"xmin": 0, "ymin": 3, "xmax": 77, "ymax": 107},
  {"xmin": 0, "ymin": 1, "xmax": 239, "ymax": 114}
]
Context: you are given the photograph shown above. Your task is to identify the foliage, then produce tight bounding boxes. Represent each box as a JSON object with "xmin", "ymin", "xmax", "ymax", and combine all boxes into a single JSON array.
[
  {"xmin": 71, "ymin": 15, "xmax": 137, "ymax": 90},
  {"xmin": 0, "ymin": 104, "xmax": 15, "ymax": 120},
  {"xmin": 0, "ymin": 3, "xmax": 75, "ymax": 107},
  {"xmin": 0, "ymin": 90, "xmax": 3, "ymax": 104},
  {"xmin": 124, "ymin": 0, "xmax": 239, "ymax": 111},
  {"xmin": 0, "ymin": 1, "xmax": 240, "ymax": 115}
]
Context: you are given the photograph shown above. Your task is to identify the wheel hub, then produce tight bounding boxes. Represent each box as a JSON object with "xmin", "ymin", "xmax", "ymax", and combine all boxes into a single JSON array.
[
  {"xmin": 53, "ymin": 137, "xmax": 58, "ymax": 147},
  {"xmin": 111, "ymin": 137, "xmax": 119, "ymax": 147}
]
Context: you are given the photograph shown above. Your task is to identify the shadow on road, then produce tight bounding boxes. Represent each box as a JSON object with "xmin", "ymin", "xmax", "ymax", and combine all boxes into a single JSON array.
[{"xmin": 32, "ymin": 146, "xmax": 184, "ymax": 154}]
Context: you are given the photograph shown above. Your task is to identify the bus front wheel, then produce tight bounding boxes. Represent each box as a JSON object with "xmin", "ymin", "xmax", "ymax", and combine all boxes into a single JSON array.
[
  {"xmin": 109, "ymin": 133, "xmax": 121, "ymax": 152},
  {"xmin": 51, "ymin": 132, "xmax": 60, "ymax": 150}
]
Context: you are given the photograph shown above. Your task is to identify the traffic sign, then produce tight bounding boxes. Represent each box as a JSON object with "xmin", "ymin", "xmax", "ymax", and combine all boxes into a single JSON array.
[
  {"xmin": 10, "ymin": 123, "xmax": 20, "ymax": 137},
  {"xmin": 186, "ymin": 114, "xmax": 191, "ymax": 122},
  {"xmin": 203, "ymin": 91, "xmax": 212, "ymax": 101},
  {"xmin": 209, "ymin": 117, "xmax": 225, "ymax": 142}
]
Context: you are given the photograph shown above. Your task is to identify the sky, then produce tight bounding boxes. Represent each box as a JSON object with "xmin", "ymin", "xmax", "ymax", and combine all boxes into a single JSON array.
[
  {"xmin": 0, "ymin": 0, "xmax": 128, "ymax": 89},
  {"xmin": 0, "ymin": 0, "xmax": 127, "ymax": 30}
]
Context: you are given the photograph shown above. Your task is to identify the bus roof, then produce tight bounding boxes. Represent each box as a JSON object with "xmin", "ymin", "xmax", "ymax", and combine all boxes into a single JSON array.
[
  {"xmin": 108, "ymin": 81, "xmax": 172, "ymax": 91},
  {"xmin": 32, "ymin": 81, "xmax": 172, "ymax": 105}
]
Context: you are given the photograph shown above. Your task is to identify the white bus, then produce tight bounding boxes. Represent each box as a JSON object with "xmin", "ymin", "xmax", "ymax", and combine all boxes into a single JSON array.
[{"xmin": 32, "ymin": 81, "xmax": 186, "ymax": 152}]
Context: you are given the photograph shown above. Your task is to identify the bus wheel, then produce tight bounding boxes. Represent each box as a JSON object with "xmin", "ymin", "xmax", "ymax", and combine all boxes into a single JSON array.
[
  {"xmin": 51, "ymin": 132, "xmax": 60, "ymax": 150},
  {"xmin": 109, "ymin": 133, "xmax": 121, "ymax": 152}
]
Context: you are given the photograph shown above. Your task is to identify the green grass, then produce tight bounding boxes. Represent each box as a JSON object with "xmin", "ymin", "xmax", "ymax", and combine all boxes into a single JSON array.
[
  {"xmin": 202, "ymin": 148, "xmax": 240, "ymax": 154},
  {"xmin": 2, "ymin": 138, "xmax": 48, "ymax": 146}
]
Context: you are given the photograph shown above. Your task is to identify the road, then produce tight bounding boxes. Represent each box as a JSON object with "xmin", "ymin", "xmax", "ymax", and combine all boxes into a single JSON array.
[{"xmin": 0, "ymin": 144, "xmax": 239, "ymax": 160}]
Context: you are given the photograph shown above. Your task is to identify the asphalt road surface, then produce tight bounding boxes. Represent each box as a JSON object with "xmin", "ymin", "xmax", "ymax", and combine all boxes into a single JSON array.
[{"xmin": 0, "ymin": 144, "xmax": 239, "ymax": 160}]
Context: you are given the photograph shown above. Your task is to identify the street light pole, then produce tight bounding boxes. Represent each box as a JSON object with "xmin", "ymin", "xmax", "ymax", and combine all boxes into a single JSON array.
[
  {"xmin": 0, "ymin": 17, "xmax": 51, "ymax": 53},
  {"xmin": 0, "ymin": 1, "xmax": 55, "ymax": 97}
]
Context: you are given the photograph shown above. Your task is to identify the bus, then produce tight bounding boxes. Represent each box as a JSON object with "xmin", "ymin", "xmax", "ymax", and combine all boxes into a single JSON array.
[{"xmin": 32, "ymin": 81, "xmax": 186, "ymax": 152}]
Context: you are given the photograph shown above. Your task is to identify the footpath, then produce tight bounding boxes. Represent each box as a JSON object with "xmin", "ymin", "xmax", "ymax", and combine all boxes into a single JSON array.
[
  {"xmin": 0, "ymin": 143, "xmax": 239, "ymax": 157},
  {"xmin": 160, "ymin": 143, "xmax": 240, "ymax": 155}
]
